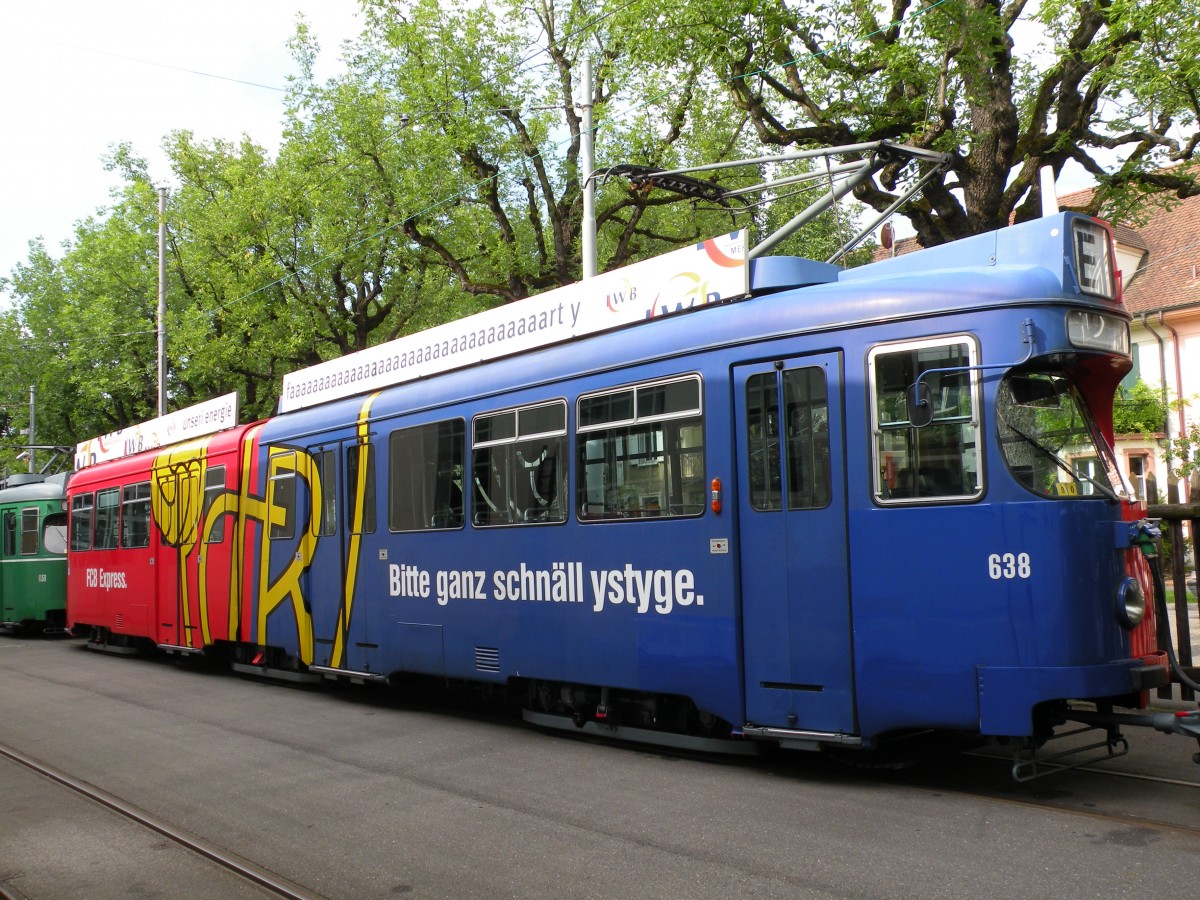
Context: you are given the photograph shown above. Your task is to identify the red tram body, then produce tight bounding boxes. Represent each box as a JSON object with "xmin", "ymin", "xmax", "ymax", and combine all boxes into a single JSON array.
[{"xmin": 68, "ymin": 423, "xmax": 263, "ymax": 653}]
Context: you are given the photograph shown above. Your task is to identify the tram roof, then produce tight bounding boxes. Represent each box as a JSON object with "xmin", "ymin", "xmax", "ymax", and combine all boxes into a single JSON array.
[
  {"xmin": 262, "ymin": 211, "xmax": 1116, "ymax": 437},
  {"xmin": 0, "ymin": 471, "xmax": 67, "ymax": 503}
]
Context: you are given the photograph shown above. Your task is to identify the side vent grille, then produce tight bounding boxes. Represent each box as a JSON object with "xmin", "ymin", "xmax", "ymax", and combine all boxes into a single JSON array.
[
  {"xmin": 474, "ymin": 647, "xmax": 500, "ymax": 673},
  {"xmin": 114, "ymin": 614, "xmax": 125, "ymax": 630}
]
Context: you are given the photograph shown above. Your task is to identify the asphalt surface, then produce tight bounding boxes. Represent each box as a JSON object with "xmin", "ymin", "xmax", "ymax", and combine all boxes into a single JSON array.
[{"xmin": 1, "ymin": 636, "xmax": 1197, "ymax": 899}]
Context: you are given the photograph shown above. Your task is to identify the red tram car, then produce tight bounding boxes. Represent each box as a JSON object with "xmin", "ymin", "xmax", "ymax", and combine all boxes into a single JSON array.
[{"xmin": 69, "ymin": 411, "xmax": 262, "ymax": 655}]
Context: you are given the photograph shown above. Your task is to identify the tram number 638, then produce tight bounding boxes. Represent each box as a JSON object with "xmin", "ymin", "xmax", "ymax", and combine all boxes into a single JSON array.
[{"xmin": 988, "ymin": 552, "xmax": 1031, "ymax": 580}]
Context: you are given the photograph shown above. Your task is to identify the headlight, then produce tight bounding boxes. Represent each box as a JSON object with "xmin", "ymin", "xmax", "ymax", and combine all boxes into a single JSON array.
[
  {"xmin": 1066, "ymin": 310, "xmax": 1129, "ymax": 354},
  {"xmin": 1115, "ymin": 576, "xmax": 1146, "ymax": 630}
]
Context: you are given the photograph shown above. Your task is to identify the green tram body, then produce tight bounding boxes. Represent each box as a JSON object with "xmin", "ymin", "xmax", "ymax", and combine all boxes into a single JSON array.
[{"xmin": 0, "ymin": 473, "xmax": 69, "ymax": 633}]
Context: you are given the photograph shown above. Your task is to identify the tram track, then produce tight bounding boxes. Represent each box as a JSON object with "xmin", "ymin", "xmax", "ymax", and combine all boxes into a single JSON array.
[
  {"xmin": 0, "ymin": 741, "xmax": 321, "ymax": 900},
  {"xmin": 908, "ymin": 750, "xmax": 1200, "ymax": 839}
]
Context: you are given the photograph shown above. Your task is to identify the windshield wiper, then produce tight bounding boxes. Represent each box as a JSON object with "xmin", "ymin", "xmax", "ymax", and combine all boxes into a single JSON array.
[{"xmin": 998, "ymin": 411, "xmax": 1119, "ymax": 502}]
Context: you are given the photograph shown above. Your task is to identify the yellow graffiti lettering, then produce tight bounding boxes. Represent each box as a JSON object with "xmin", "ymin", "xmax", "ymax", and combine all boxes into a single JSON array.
[
  {"xmin": 255, "ymin": 448, "xmax": 321, "ymax": 664},
  {"xmin": 332, "ymin": 393, "xmax": 379, "ymax": 666}
]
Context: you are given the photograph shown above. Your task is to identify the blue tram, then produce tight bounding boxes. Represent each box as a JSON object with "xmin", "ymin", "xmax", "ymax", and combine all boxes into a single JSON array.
[
  {"xmin": 0, "ymin": 472, "xmax": 69, "ymax": 633},
  {"xmin": 228, "ymin": 211, "xmax": 1166, "ymax": 759}
]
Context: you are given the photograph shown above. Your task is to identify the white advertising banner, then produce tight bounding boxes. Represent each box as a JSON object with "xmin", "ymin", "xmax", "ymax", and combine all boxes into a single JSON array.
[
  {"xmin": 74, "ymin": 392, "xmax": 241, "ymax": 470},
  {"xmin": 279, "ymin": 232, "xmax": 748, "ymax": 413}
]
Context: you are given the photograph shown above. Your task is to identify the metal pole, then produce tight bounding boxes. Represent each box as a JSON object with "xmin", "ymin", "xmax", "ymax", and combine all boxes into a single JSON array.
[
  {"xmin": 157, "ymin": 186, "xmax": 168, "ymax": 417},
  {"xmin": 581, "ymin": 57, "xmax": 597, "ymax": 280},
  {"xmin": 28, "ymin": 385, "xmax": 34, "ymax": 474}
]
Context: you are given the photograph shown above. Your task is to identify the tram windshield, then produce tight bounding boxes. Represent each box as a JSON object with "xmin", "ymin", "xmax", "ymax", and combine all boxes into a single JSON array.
[{"xmin": 996, "ymin": 371, "xmax": 1124, "ymax": 500}]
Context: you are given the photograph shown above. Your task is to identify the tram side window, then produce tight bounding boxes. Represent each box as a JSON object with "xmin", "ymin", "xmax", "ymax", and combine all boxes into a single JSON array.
[
  {"xmin": 204, "ymin": 465, "xmax": 227, "ymax": 543},
  {"xmin": 577, "ymin": 376, "xmax": 705, "ymax": 520},
  {"xmin": 94, "ymin": 488, "xmax": 120, "ymax": 549},
  {"xmin": 346, "ymin": 443, "xmax": 376, "ymax": 534},
  {"xmin": 120, "ymin": 483, "xmax": 151, "ymax": 549},
  {"xmin": 869, "ymin": 339, "xmax": 982, "ymax": 503},
  {"xmin": 70, "ymin": 494, "xmax": 94, "ymax": 551},
  {"xmin": 269, "ymin": 454, "xmax": 297, "ymax": 540},
  {"xmin": 313, "ymin": 449, "xmax": 337, "ymax": 536},
  {"xmin": 43, "ymin": 513, "xmax": 67, "ymax": 555},
  {"xmin": 2, "ymin": 511, "xmax": 14, "ymax": 556},
  {"xmin": 389, "ymin": 419, "xmax": 465, "ymax": 531},
  {"xmin": 746, "ymin": 367, "xmax": 831, "ymax": 511},
  {"xmin": 20, "ymin": 508, "xmax": 40, "ymax": 555},
  {"xmin": 473, "ymin": 401, "xmax": 567, "ymax": 526}
]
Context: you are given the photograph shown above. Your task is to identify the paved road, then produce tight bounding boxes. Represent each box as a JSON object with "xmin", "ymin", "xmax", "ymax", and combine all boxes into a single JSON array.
[{"xmin": 1, "ymin": 637, "xmax": 1196, "ymax": 899}]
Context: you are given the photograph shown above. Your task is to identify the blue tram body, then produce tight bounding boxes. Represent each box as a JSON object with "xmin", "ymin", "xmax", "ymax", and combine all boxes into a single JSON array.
[{"xmin": 239, "ymin": 211, "xmax": 1163, "ymax": 750}]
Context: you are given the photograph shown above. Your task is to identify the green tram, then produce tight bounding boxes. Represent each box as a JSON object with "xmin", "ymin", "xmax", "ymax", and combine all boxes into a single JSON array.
[{"xmin": 0, "ymin": 472, "xmax": 69, "ymax": 633}]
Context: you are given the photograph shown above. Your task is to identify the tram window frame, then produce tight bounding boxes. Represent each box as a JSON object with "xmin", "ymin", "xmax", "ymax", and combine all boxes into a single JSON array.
[
  {"xmin": 745, "ymin": 367, "xmax": 832, "ymax": 512},
  {"xmin": 70, "ymin": 493, "xmax": 94, "ymax": 551},
  {"xmin": 203, "ymin": 465, "xmax": 227, "ymax": 544},
  {"xmin": 472, "ymin": 400, "xmax": 568, "ymax": 527},
  {"xmin": 576, "ymin": 375, "xmax": 706, "ymax": 521},
  {"xmin": 20, "ymin": 508, "xmax": 40, "ymax": 555},
  {"xmin": 43, "ymin": 512, "xmax": 68, "ymax": 556},
  {"xmin": 346, "ymin": 442, "xmax": 377, "ymax": 534},
  {"xmin": 388, "ymin": 418, "xmax": 466, "ymax": 532},
  {"xmin": 120, "ymin": 482, "xmax": 151, "ymax": 549},
  {"xmin": 868, "ymin": 336, "xmax": 984, "ymax": 505},
  {"xmin": 94, "ymin": 487, "xmax": 121, "ymax": 549},
  {"xmin": 268, "ymin": 452, "xmax": 297, "ymax": 541},
  {"xmin": 20, "ymin": 508, "xmax": 39, "ymax": 555},
  {"xmin": 313, "ymin": 449, "xmax": 337, "ymax": 537}
]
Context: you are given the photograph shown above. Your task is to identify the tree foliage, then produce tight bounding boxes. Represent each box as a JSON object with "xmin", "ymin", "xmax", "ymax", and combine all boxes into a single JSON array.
[
  {"xmin": 5, "ymin": 0, "xmax": 1199, "ymax": 456},
  {"xmin": 1113, "ymin": 378, "xmax": 1170, "ymax": 437},
  {"xmin": 609, "ymin": 0, "xmax": 1200, "ymax": 244}
]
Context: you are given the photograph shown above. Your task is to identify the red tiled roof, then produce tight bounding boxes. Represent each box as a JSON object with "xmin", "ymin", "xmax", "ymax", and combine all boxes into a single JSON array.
[{"xmin": 1115, "ymin": 194, "xmax": 1200, "ymax": 314}]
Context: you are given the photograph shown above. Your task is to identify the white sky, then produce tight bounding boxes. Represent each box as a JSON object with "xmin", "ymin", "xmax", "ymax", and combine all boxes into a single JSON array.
[
  {"xmin": 0, "ymin": 4, "xmax": 1101, "ymax": 296},
  {"xmin": 0, "ymin": 2, "xmax": 363, "ymax": 292}
]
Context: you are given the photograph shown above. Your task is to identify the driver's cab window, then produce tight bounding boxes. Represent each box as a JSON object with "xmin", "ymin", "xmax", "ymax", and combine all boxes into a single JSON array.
[{"xmin": 869, "ymin": 336, "xmax": 983, "ymax": 504}]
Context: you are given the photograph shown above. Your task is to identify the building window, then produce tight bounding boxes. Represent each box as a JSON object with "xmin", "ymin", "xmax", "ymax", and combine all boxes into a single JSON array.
[
  {"xmin": 1128, "ymin": 455, "xmax": 1148, "ymax": 502},
  {"xmin": 1073, "ymin": 457, "xmax": 1101, "ymax": 497}
]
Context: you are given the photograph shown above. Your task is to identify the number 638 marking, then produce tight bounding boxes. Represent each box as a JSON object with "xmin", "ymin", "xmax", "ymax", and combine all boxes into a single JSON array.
[{"xmin": 988, "ymin": 552, "xmax": 1031, "ymax": 579}]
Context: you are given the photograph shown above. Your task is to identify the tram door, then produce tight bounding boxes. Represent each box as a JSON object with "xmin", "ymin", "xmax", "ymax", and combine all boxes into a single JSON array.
[
  {"xmin": 734, "ymin": 353, "xmax": 855, "ymax": 734},
  {"xmin": 305, "ymin": 440, "xmax": 378, "ymax": 673}
]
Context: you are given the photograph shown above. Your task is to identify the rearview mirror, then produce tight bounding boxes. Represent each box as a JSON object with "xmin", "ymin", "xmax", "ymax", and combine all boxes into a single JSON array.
[{"xmin": 907, "ymin": 382, "xmax": 933, "ymax": 427}]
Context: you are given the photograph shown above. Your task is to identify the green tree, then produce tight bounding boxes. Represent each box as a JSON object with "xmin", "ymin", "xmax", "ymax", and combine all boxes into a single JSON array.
[
  {"xmin": 9, "ymin": 182, "xmax": 164, "ymax": 444},
  {"xmin": 1113, "ymin": 378, "xmax": 1169, "ymax": 437},
  {"xmin": 610, "ymin": 0, "xmax": 1200, "ymax": 246}
]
